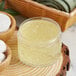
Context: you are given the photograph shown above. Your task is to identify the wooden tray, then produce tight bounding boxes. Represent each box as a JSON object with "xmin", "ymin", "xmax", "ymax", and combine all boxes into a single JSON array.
[
  {"xmin": 0, "ymin": 31, "xmax": 70, "ymax": 76},
  {"xmin": 6, "ymin": 0, "xmax": 76, "ymax": 31}
]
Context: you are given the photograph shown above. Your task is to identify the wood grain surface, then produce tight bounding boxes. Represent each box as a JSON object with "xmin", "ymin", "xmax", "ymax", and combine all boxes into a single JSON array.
[{"xmin": 0, "ymin": 31, "xmax": 70, "ymax": 76}]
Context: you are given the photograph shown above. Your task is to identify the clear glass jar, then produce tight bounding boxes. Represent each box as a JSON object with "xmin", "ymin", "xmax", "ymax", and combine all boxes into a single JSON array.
[{"xmin": 18, "ymin": 17, "xmax": 62, "ymax": 67}]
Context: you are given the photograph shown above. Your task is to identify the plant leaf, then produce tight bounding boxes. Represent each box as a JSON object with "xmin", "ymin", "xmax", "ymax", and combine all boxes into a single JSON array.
[
  {"xmin": 0, "ymin": 0, "xmax": 5, "ymax": 10},
  {"xmin": 3, "ymin": 8, "xmax": 20, "ymax": 16}
]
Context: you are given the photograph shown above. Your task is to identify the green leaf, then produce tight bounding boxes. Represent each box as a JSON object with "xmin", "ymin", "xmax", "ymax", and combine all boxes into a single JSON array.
[
  {"xmin": 3, "ymin": 8, "xmax": 20, "ymax": 16},
  {"xmin": 0, "ymin": 0, "xmax": 5, "ymax": 10},
  {"xmin": 0, "ymin": 0, "xmax": 19, "ymax": 16}
]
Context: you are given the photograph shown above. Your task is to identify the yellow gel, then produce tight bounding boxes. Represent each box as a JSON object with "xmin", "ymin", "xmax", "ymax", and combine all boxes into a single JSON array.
[{"xmin": 18, "ymin": 18, "xmax": 62, "ymax": 67}]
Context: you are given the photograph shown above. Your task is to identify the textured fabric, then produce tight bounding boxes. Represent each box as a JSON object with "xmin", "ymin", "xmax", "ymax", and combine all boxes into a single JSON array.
[{"xmin": 34, "ymin": 0, "xmax": 76, "ymax": 12}]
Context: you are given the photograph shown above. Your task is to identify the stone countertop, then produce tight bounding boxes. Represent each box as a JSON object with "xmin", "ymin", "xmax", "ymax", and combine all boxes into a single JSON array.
[
  {"xmin": 15, "ymin": 16, "xmax": 76, "ymax": 76},
  {"xmin": 62, "ymin": 24, "xmax": 76, "ymax": 76}
]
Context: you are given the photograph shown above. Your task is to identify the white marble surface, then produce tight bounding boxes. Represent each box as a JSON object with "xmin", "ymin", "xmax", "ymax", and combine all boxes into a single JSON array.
[
  {"xmin": 62, "ymin": 24, "xmax": 76, "ymax": 76},
  {"xmin": 15, "ymin": 16, "xmax": 76, "ymax": 76}
]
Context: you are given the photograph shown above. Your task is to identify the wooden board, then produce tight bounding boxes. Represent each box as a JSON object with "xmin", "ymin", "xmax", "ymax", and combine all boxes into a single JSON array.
[{"xmin": 0, "ymin": 31, "xmax": 70, "ymax": 76}]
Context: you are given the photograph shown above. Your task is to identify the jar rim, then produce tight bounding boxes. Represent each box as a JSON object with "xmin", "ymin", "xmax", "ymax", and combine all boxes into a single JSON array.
[{"xmin": 18, "ymin": 17, "xmax": 61, "ymax": 46}]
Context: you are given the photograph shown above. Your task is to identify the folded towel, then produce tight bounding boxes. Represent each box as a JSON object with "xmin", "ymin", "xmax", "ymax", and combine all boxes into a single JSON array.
[
  {"xmin": 34, "ymin": 0, "xmax": 76, "ymax": 12},
  {"xmin": 64, "ymin": 0, "xmax": 76, "ymax": 11}
]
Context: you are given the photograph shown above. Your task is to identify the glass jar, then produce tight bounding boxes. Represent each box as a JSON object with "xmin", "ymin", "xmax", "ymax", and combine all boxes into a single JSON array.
[{"xmin": 18, "ymin": 17, "xmax": 62, "ymax": 67}]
